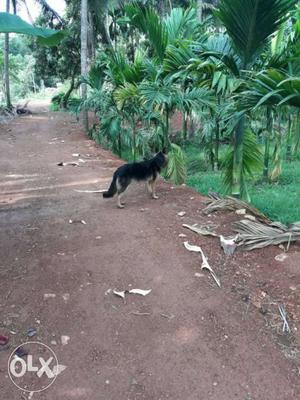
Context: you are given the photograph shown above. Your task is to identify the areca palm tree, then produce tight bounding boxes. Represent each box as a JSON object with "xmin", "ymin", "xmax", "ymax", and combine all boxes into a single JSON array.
[
  {"xmin": 216, "ymin": 0, "xmax": 297, "ymax": 198},
  {"xmin": 81, "ymin": 0, "xmax": 89, "ymax": 131}
]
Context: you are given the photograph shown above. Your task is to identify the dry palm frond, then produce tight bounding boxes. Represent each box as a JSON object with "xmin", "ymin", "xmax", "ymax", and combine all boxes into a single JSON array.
[
  {"xmin": 203, "ymin": 196, "xmax": 270, "ymax": 223},
  {"xmin": 183, "ymin": 223, "xmax": 218, "ymax": 237},
  {"xmin": 234, "ymin": 219, "xmax": 300, "ymax": 250}
]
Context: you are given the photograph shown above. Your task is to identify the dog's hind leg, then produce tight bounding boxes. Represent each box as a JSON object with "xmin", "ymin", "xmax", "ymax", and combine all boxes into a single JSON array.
[{"xmin": 117, "ymin": 193, "xmax": 125, "ymax": 208}]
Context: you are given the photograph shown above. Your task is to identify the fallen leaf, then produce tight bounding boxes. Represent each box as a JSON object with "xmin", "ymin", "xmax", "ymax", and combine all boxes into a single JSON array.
[
  {"xmin": 57, "ymin": 161, "xmax": 79, "ymax": 167},
  {"xmin": 220, "ymin": 235, "xmax": 238, "ymax": 255},
  {"xmin": 160, "ymin": 313, "xmax": 175, "ymax": 319},
  {"xmin": 61, "ymin": 335, "xmax": 70, "ymax": 345},
  {"xmin": 275, "ymin": 253, "xmax": 288, "ymax": 262},
  {"xmin": 184, "ymin": 241, "xmax": 221, "ymax": 287},
  {"xmin": 52, "ymin": 364, "xmax": 67, "ymax": 376},
  {"xmin": 244, "ymin": 214, "xmax": 256, "ymax": 221},
  {"xmin": 113, "ymin": 290, "xmax": 126, "ymax": 299},
  {"xmin": 183, "ymin": 224, "xmax": 218, "ymax": 237},
  {"xmin": 236, "ymin": 209, "xmax": 246, "ymax": 215},
  {"xmin": 74, "ymin": 189, "xmax": 106, "ymax": 193},
  {"xmin": 129, "ymin": 311, "xmax": 151, "ymax": 316},
  {"xmin": 183, "ymin": 242, "xmax": 201, "ymax": 253},
  {"xmin": 62, "ymin": 293, "xmax": 70, "ymax": 302},
  {"xmin": 129, "ymin": 289, "xmax": 152, "ymax": 296},
  {"xmin": 44, "ymin": 293, "xmax": 56, "ymax": 299},
  {"xmin": 69, "ymin": 219, "xmax": 87, "ymax": 225}
]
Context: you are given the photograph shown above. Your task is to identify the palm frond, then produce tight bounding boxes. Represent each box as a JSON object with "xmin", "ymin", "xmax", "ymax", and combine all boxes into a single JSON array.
[
  {"xmin": 139, "ymin": 80, "xmax": 174, "ymax": 109},
  {"xmin": 164, "ymin": 7, "xmax": 197, "ymax": 43},
  {"xmin": 113, "ymin": 82, "xmax": 140, "ymax": 110},
  {"xmin": 234, "ymin": 219, "xmax": 300, "ymax": 250},
  {"xmin": 216, "ymin": 0, "xmax": 297, "ymax": 67},
  {"xmin": 165, "ymin": 143, "xmax": 187, "ymax": 184},
  {"xmin": 201, "ymin": 33, "xmax": 241, "ymax": 76},
  {"xmin": 238, "ymin": 69, "xmax": 300, "ymax": 110},
  {"xmin": 222, "ymin": 129, "xmax": 263, "ymax": 199},
  {"xmin": 125, "ymin": 3, "xmax": 168, "ymax": 61},
  {"xmin": 163, "ymin": 43, "xmax": 194, "ymax": 75},
  {"xmin": 81, "ymin": 63, "xmax": 106, "ymax": 90},
  {"xmin": 181, "ymin": 87, "xmax": 215, "ymax": 111}
]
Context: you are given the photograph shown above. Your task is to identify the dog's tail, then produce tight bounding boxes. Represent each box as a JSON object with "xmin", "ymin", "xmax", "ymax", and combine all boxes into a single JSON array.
[{"xmin": 103, "ymin": 174, "xmax": 117, "ymax": 198}]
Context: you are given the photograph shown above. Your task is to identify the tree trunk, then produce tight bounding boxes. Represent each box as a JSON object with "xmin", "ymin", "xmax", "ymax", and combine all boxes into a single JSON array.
[
  {"xmin": 286, "ymin": 114, "xmax": 292, "ymax": 162},
  {"xmin": 62, "ymin": 68, "xmax": 77, "ymax": 109},
  {"xmin": 263, "ymin": 107, "xmax": 272, "ymax": 179},
  {"xmin": 293, "ymin": 111, "xmax": 300, "ymax": 157},
  {"xmin": 81, "ymin": 0, "xmax": 89, "ymax": 132},
  {"xmin": 4, "ymin": 0, "xmax": 12, "ymax": 109},
  {"xmin": 158, "ymin": 0, "xmax": 165, "ymax": 16},
  {"xmin": 105, "ymin": 13, "xmax": 113, "ymax": 48},
  {"xmin": 182, "ymin": 111, "xmax": 188, "ymax": 141},
  {"xmin": 88, "ymin": 11, "xmax": 95, "ymax": 62},
  {"xmin": 118, "ymin": 131, "xmax": 122, "ymax": 158},
  {"xmin": 214, "ymin": 114, "xmax": 220, "ymax": 170},
  {"xmin": 132, "ymin": 119, "xmax": 137, "ymax": 162},
  {"xmin": 232, "ymin": 116, "xmax": 245, "ymax": 198},
  {"xmin": 197, "ymin": 0, "xmax": 203, "ymax": 23},
  {"xmin": 165, "ymin": 107, "xmax": 170, "ymax": 150}
]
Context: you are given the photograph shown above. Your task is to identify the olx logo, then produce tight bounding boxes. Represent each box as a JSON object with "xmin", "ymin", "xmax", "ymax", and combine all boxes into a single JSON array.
[{"xmin": 8, "ymin": 342, "xmax": 59, "ymax": 393}]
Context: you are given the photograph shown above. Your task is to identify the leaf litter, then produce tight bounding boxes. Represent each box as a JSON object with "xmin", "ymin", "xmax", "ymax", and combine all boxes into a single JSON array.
[
  {"xmin": 113, "ymin": 289, "xmax": 152, "ymax": 299},
  {"xmin": 183, "ymin": 241, "xmax": 221, "ymax": 287}
]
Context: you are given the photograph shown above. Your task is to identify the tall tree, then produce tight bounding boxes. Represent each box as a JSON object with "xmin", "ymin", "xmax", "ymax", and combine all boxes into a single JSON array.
[
  {"xmin": 81, "ymin": 0, "xmax": 89, "ymax": 131},
  {"xmin": 4, "ymin": 0, "xmax": 12, "ymax": 109},
  {"xmin": 197, "ymin": 0, "xmax": 203, "ymax": 22}
]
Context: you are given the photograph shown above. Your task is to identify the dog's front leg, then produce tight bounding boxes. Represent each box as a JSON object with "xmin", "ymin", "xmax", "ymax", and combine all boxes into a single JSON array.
[
  {"xmin": 146, "ymin": 181, "xmax": 152, "ymax": 194},
  {"xmin": 151, "ymin": 178, "xmax": 159, "ymax": 199}
]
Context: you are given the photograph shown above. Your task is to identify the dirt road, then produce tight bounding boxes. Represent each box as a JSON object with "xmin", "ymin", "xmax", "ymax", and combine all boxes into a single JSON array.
[{"xmin": 0, "ymin": 105, "xmax": 299, "ymax": 399}]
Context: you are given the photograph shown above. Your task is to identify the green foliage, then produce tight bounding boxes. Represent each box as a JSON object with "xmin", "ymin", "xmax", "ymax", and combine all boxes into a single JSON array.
[
  {"xmin": 165, "ymin": 143, "xmax": 187, "ymax": 184},
  {"xmin": 222, "ymin": 130, "xmax": 263, "ymax": 199},
  {"xmin": 125, "ymin": 3, "xmax": 168, "ymax": 61},
  {"xmin": 0, "ymin": 12, "xmax": 65, "ymax": 46},
  {"xmin": 216, "ymin": 0, "xmax": 297, "ymax": 67},
  {"xmin": 0, "ymin": 36, "xmax": 37, "ymax": 100},
  {"xmin": 239, "ymin": 69, "xmax": 300, "ymax": 110}
]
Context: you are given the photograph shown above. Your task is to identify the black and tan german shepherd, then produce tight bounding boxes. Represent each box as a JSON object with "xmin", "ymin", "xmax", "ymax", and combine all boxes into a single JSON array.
[{"xmin": 103, "ymin": 151, "xmax": 168, "ymax": 208}]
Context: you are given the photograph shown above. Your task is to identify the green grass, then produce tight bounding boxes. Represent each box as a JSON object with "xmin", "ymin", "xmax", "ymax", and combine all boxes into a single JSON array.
[{"xmin": 185, "ymin": 145, "xmax": 300, "ymax": 224}]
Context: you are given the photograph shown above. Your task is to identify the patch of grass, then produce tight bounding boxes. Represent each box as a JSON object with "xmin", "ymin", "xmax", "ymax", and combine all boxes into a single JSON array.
[
  {"xmin": 185, "ymin": 144, "xmax": 300, "ymax": 224},
  {"xmin": 187, "ymin": 172, "xmax": 222, "ymax": 195}
]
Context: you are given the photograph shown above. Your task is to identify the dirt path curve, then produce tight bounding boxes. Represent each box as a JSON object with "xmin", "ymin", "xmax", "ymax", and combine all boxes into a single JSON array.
[{"xmin": 0, "ymin": 105, "xmax": 299, "ymax": 400}]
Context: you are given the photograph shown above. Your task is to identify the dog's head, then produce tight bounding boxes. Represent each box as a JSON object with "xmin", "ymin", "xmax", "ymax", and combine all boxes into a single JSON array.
[{"xmin": 155, "ymin": 149, "xmax": 168, "ymax": 168}]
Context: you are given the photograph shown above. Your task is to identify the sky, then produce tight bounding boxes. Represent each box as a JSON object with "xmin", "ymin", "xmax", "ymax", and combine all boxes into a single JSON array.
[{"xmin": 1, "ymin": 0, "xmax": 66, "ymax": 23}]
